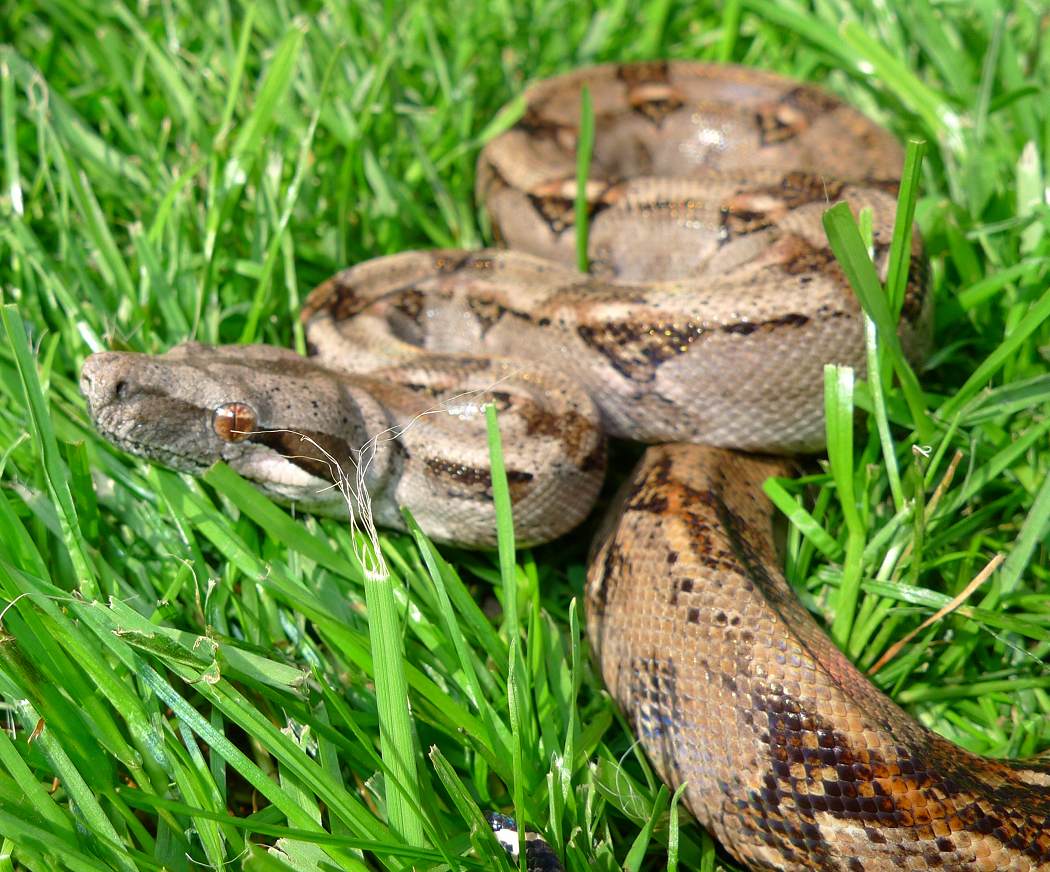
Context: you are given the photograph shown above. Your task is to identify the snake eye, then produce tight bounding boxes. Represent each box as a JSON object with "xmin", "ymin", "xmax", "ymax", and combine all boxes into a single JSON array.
[{"xmin": 212, "ymin": 402, "xmax": 257, "ymax": 442}]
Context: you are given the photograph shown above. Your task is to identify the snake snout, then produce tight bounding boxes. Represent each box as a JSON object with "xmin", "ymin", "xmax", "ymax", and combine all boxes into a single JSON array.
[{"xmin": 80, "ymin": 352, "xmax": 135, "ymax": 413}]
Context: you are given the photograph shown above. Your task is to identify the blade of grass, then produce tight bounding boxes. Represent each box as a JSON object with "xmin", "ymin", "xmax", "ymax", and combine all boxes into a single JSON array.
[
  {"xmin": 822, "ymin": 202, "xmax": 931, "ymax": 443},
  {"xmin": 574, "ymin": 86, "xmax": 595, "ymax": 274},
  {"xmin": 486, "ymin": 403, "xmax": 519, "ymax": 635},
  {"xmin": 15, "ymin": 700, "xmax": 138, "ymax": 872},
  {"xmin": 937, "ymin": 284, "xmax": 1050, "ymax": 423},
  {"xmin": 1, "ymin": 56, "xmax": 23, "ymax": 217},
  {"xmin": 2, "ymin": 305, "xmax": 95, "ymax": 596},
  {"xmin": 884, "ymin": 140, "xmax": 927, "ymax": 318},
  {"xmin": 824, "ymin": 364, "xmax": 866, "ymax": 647},
  {"xmin": 998, "ymin": 467, "xmax": 1050, "ymax": 595},
  {"xmin": 762, "ymin": 477, "xmax": 844, "ymax": 561},
  {"xmin": 864, "ymin": 314, "xmax": 905, "ymax": 511},
  {"xmin": 623, "ymin": 784, "xmax": 668, "ymax": 872},
  {"xmin": 717, "ymin": 0, "xmax": 743, "ymax": 62}
]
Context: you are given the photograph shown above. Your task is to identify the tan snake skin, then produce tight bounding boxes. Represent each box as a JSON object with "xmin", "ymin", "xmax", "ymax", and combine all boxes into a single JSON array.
[
  {"xmin": 80, "ymin": 63, "xmax": 1049, "ymax": 869},
  {"xmin": 589, "ymin": 445, "xmax": 1050, "ymax": 871}
]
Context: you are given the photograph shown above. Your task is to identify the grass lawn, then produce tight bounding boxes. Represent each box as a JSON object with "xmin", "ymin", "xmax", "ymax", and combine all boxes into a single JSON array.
[{"xmin": 1, "ymin": 1, "xmax": 1049, "ymax": 869}]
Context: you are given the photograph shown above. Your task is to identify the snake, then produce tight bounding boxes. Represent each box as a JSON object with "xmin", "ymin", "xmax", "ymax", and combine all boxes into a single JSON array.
[{"xmin": 78, "ymin": 62, "xmax": 1050, "ymax": 870}]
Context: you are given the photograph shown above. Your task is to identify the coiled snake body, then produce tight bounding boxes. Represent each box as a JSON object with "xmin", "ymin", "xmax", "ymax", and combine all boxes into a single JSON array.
[{"xmin": 80, "ymin": 63, "xmax": 1049, "ymax": 869}]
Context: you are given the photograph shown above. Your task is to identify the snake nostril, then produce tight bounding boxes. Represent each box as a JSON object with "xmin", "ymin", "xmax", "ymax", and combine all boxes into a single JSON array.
[{"xmin": 114, "ymin": 379, "xmax": 129, "ymax": 400}]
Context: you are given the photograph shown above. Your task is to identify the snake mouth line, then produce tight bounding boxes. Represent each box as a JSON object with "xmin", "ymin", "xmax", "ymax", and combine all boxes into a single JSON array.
[
  {"xmin": 87, "ymin": 409, "xmax": 212, "ymax": 476},
  {"xmin": 97, "ymin": 432, "xmax": 211, "ymax": 477}
]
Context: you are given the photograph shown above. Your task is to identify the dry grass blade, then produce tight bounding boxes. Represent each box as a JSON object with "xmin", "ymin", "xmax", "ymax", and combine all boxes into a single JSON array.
[{"xmin": 869, "ymin": 553, "xmax": 1005, "ymax": 675}]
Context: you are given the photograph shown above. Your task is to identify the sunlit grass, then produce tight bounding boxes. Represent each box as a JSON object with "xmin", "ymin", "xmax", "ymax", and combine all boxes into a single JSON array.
[{"xmin": 1, "ymin": 1, "xmax": 1048, "ymax": 869}]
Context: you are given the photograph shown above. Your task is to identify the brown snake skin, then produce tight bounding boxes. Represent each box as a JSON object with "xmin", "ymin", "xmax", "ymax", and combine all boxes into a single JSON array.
[
  {"xmin": 589, "ymin": 445, "xmax": 1050, "ymax": 870},
  {"xmin": 79, "ymin": 62, "xmax": 1050, "ymax": 869}
]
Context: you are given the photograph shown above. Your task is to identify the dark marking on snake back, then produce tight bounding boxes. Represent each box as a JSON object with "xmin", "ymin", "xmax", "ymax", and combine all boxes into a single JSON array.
[
  {"xmin": 721, "ymin": 313, "xmax": 811, "ymax": 336},
  {"xmin": 775, "ymin": 235, "xmax": 840, "ymax": 277},
  {"xmin": 720, "ymin": 205, "xmax": 778, "ymax": 240},
  {"xmin": 743, "ymin": 685, "xmax": 1050, "ymax": 865},
  {"xmin": 301, "ymin": 274, "xmax": 363, "ymax": 322},
  {"xmin": 625, "ymin": 488, "xmax": 668, "ymax": 514},
  {"xmin": 755, "ymin": 85, "xmax": 842, "ymax": 147},
  {"xmin": 432, "ymin": 251, "xmax": 475, "ymax": 273},
  {"xmin": 902, "ymin": 253, "xmax": 930, "ymax": 322},
  {"xmin": 464, "ymin": 297, "xmax": 534, "ymax": 335},
  {"xmin": 516, "ymin": 105, "xmax": 571, "ymax": 143},
  {"xmin": 389, "ymin": 288, "xmax": 426, "ymax": 324},
  {"xmin": 588, "ymin": 536, "xmax": 627, "ymax": 618},
  {"xmin": 773, "ymin": 171, "xmax": 845, "ymax": 207},
  {"xmin": 488, "ymin": 390, "xmax": 604, "ymax": 471},
  {"xmin": 423, "ymin": 456, "xmax": 534, "ymax": 502},
  {"xmin": 625, "ymin": 652, "xmax": 687, "ymax": 784},
  {"xmin": 616, "ymin": 62, "xmax": 683, "ymax": 125},
  {"xmin": 720, "ymin": 174, "xmax": 846, "ymax": 242},
  {"xmin": 576, "ymin": 320, "xmax": 705, "ymax": 382},
  {"xmin": 667, "ymin": 572, "xmax": 694, "ymax": 607},
  {"xmin": 527, "ymin": 191, "xmax": 615, "ymax": 237},
  {"xmin": 616, "ymin": 61, "xmax": 672, "ymax": 87}
]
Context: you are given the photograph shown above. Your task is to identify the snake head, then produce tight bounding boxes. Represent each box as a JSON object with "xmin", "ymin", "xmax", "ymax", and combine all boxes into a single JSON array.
[
  {"xmin": 81, "ymin": 344, "xmax": 229, "ymax": 475},
  {"xmin": 80, "ymin": 343, "xmax": 381, "ymax": 515}
]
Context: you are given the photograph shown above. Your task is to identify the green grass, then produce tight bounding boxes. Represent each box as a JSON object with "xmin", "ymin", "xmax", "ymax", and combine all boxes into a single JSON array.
[{"xmin": 1, "ymin": 1, "xmax": 1049, "ymax": 870}]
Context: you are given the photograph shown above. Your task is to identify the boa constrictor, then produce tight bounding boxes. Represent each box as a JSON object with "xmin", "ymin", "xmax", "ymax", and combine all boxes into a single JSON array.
[{"xmin": 80, "ymin": 63, "xmax": 1049, "ymax": 870}]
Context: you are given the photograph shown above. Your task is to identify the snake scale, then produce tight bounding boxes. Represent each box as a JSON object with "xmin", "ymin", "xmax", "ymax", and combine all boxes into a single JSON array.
[{"xmin": 80, "ymin": 63, "xmax": 1049, "ymax": 869}]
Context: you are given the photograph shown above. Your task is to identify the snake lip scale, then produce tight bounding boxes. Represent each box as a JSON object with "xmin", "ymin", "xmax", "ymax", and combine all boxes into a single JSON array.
[{"xmin": 80, "ymin": 62, "xmax": 1048, "ymax": 870}]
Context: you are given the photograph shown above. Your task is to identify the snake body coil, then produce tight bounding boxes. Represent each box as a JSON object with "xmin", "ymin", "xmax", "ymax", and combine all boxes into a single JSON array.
[
  {"xmin": 589, "ymin": 445, "xmax": 1050, "ymax": 870},
  {"xmin": 80, "ymin": 63, "xmax": 1049, "ymax": 870}
]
